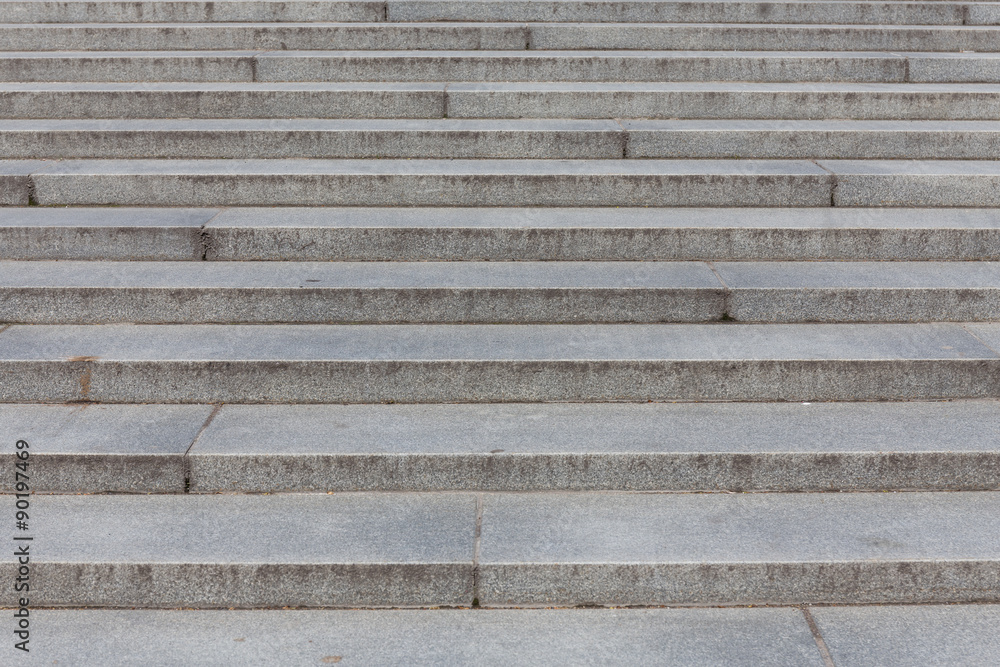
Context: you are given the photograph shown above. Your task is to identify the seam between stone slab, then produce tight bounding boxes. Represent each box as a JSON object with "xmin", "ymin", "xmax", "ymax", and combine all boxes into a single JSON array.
[
  {"xmin": 614, "ymin": 118, "xmax": 628, "ymax": 159},
  {"xmin": 962, "ymin": 324, "xmax": 1000, "ymax": 357},
  {"xmin": 198, "ymin": 208, "xmax": 227, "ymax": 261},
  {"xmin": 802, "ymin": 607, "xmax": 837, "ymax": 667},
  {"xmin": 810, "ymin": 160, "xmax": 838, "ymax": 207},
  {"xmin": 182, "ymin": 403, "xmax": 222, "ymax": 494},
  {"xmin": 704, "ymin": 261, "xmax": 732, "ymax": 320},
  {"xmin": 473, "ymin": 494, "xmax": 483, "ymax": 607}
]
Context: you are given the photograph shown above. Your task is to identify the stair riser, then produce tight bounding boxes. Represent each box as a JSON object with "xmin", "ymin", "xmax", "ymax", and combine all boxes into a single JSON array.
[
  {"xmin": 256, "ymin": 55, "xmax": 996, "ymax": 85},
  {"xmin": 2, "ymin": 563, "xmax": 472, "ymax": 608},
  {"xmin": 2, "ymin": 2, "xmax": 991, "ymax": 25},
  {"xmin": 481, "ymin": 562, "xmax": 1000, "ymax": 607},
  {"xmin": 0, "ymin": 2, "xmax": 382, "ymax": 23},
  {"xmin": 0, "ymin": 55, "xmax": 916, "ymax": 84},
  {"xmin": 6, "ymin": 171, "xmax": 1000, "ymax": 207},
  {"xmin": 531, "ymin": 25, "xmax": 1000, "ymax": 52},
  {"xmin": 204, "ymin": 227, "xmax": 1000, "ymax": 262},
  {"xmin": 390, "ymin": 2, "xmax": 990, "ymax": 26},
  {"xmin": 1, "ymin": 561, "xmax": 996, "ymax": 607},
  {"xmin": 189, "ymin": 450, "xmax": 1000, "ymax": 493},
  {"xmin": 447, "ymin": 89, "xmax": 1000, "ymax": 121},
  {"xmin": 0, "ymin": 89, "xmax": 445, "ymax": 120},
  {"xmin": 628, "ymin": 130, "xmax": 1000, "ymax": 160},
  {"xmin": 5, "ymin": 288, "xmax": 1000, "ymax": 324},
  {"xmin": 7, "ymin": 224, "xmax": 1000, "ymax": 262},
  {"xmin": 15, "ymin": 451, "xmax": 1000, "ymax": 494},
  {"xmin": 11, "ymin": 54, "xmax": 1000, "ymax": 85},
  {"xmin": 4, "ymin": 24, "xmax": 1000, "ymax": 51},
  {"xmin": 2, "ymin": 359, "xmax": 997, "ymax": 403},
  {"xmin": 5, "ymin": 88, "xmax": 997, "ymax": 120},
  {"xmin": 0, "ymin": 288, "xmax": 727, "ymax": 324},
  {"xmin": 18, "ymin": 173, "xmax": 834, "ymax": 207},
  {"xmin": 7, "ymin": 128, "xmax": 1000, "ymax": 160},
  {"xmin": 0, "ymin": 128, "xmax": 626, "ymax": 159}
]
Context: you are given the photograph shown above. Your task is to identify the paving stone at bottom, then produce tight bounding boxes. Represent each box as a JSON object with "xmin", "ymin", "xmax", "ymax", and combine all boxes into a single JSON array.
[
  {"xmin": 813, "ymin": 604, "xmax": 1000, "ymax": 667},
  {"xmin": 19, "ymin": 608, "xmax": 825, "ymax": 667},
  {"xmin": 478, "ymin": 492, "xmax": 1000, "ymax": 606}
]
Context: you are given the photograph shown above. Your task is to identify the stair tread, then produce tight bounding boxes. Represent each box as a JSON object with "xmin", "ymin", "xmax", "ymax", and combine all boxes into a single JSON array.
[
  {"xmin": 0, "ymin": 607, "xmax": 831, "ymax": 666},
  {"xmin": 8, "ymin": 400, "xmax": 999, "ymax": 456},
  {"xmin": 1, "ymin": 322, "xmax": 994, "ymax": 359},
  {"xmin": 13, "ymin": 490, "xmax": 1000, "ymax": 606},
  {"xmin": 8, "ymin": 401, "xmax": 1000, "ymax": 493},
  {"xmin": 8, "ymin": 259, "xmax": 1000, "ymax": 288},
  {"xmin": 15, "ymin": 606, "xmax": 1000, "ymax": 667}
]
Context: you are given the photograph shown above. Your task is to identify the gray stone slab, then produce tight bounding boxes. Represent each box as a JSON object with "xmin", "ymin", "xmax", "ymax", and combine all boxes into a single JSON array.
[
  {"xmin": 391, "ymin": 0, "xmax": 967, "ymax": 26},
  {"xmin": 0, "ymin": 119, "xmax": 625, "ymax": 160},
  {"xmin": 0, "ymin": 2, "xmax": 383, "ymax": 23},
  {"xmin": 0, "ymin": 207, "xmax": 211, "ymax": 260},
  {"xmin": 718, "ymin": 261, "xmax": 1000, "ymax": 322},
  {"xmin": 0, "ymin": 493, "xmax": 475, "ymax": 607},
  {"xmin": 0, "ymin": 22, "xmax": 527, "ymax": 50},
  {"xmin": 189, "ymin": 401, "xmax": 1000, "ymax": 492},
  {"xmin": 0, "ymin": 323, "xmax": 995, "ymax": 403},
  {"xmin": 968, "ymin": 3, "xmax": 1000, "ymax": 25},
  {"xmin": 823, "ymin": 160, "xmax": 1000, "ymax": 207},
  {"xmin": 0, "ymin": 82, "xmax": 446, "ymax": 119},
  {"xmin": 21, "ymin": 608, "xmax": 824, "ymax": 667},
  {"xmin": 0, "ymin": 159, "xmax": 41, "ymax": 205},
  {"xmin": 28, "ymin": 159, "xmax": 833, "ymax": 207},
  {"xmin": 446, "ymin": 82, "xmax": 1000, "ymax": 120},
  {"xmin": 0, "ymin": 403, "xmax": 210, "ymax": 492},
  {"xmin": 962, "ymin": 323, "xmax": 1000, "ymax": 353},
  {"xmin": 909, "ymin": 52, "xmax": 1000, "ymax": 83},
  {"xmin": 204, "ymin": 207, "xmax": 1000, "ymax": 261},
  {"xmin": 0, "ymin": 50, "xmax": 259, "ymax": 82},
  {"xmin": 814, "ymin": 605, "xmax": 1000, "ymax": 667},
  {"xmin": 255, "ymin": 49, "xmax": 907, "ymax": 83},
  {"xmin": 478, "ymin": 491, "xmax": 1000, "ymax": 605},
  {"xmin": 0, "ymin": 260, "xmax": 725, "ymax": 323},
  {"xmin": 624, "ymin": 119, "xmax": 1000, "ymax": 159},
  {"xmin": 528, "ymin": 23, "xmax": 1000, "ymax": 52}
]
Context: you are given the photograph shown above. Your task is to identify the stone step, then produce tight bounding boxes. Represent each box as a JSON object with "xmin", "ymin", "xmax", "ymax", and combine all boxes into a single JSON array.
[
  {"xmin": 445, "ymin": 82, "xmax": 1000, "ymax": 120},
  {"xmin": 5, "ymin": 119, "xmax": 1000, "ymax": 159},
  {"xmin": 5, "ymin": 207, "xmax": 1000, "ymax": 262},
  {"xmin": 0, "ymin": 259, "xmax": 728, "ymax": 324},
  {"xmin": 3, "ymin": 159, "xmax": 1000, "ymax": 207},
  {"xmin": 0, "ymin": 119, "xmax": 629, "ymax": 160},
  {"xmin": 0, "ymin": 323, "xmax": 997, "ymax": 403},
  {"xmin": 623, "ymin": 119, "xmax": 1000, "ymax": 159},
  {"xmin": 391, "ymin": 1, "xmax": 1000, "ymax": 25},
  {"xmin": 8, "ymin": 401, "xmax": 1000, "ymax": 493},
  {"xmin": 254, "ymin": 51, "xmax": 1000, "ymax": 84},
  {"xmin": 3, "ymin": 22, "xmax": 1000, "ymax": 51},
  {"xmin": 5, "ymin": 260, "xmax": 1000, "ymax": 324},
  {"xmin": 529, "ymin": 22, "xmax": 1000, "ymax": 51},
  {"xmin": 0, "ymin": 158, "xmax": 834, "ymax": 207},
  {"xmin": 7, "ymin": 50, "xmax": 1000, "ymax": 83},
  {"xmin": 3, "ymin": 1, "xmax": 996, "ymax": 25},
  {"xmin": 0, "ymin": 1, "xmax": 383, "ymax": 23},
  {"xmin": 4, "ymin": 82, "xmax": 998, "ymax": 120},
  {"xmin": 15, "ymin": 606, "xmax": 1000, "ymax": 666},
  {"xmin": 0, "ymin": 82, "xmax": 447, "ymax": 120},
  {"xmin": 7, "ymin": 491, "xmax": 1000, "ymax": 606}
]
